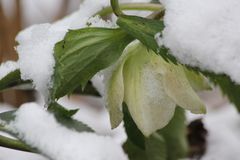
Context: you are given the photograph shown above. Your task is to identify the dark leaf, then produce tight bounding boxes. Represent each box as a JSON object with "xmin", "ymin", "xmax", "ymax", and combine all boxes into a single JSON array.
[
  {"xmin": 48, "ymin": 102, "xmax": 93, "ymax": 132},
  {"xmin": 117, "ymin": 15, "xmax": 176, "ymax": 63},
  {"xmin": 123, "ymin": 140, "xmax": 147, "ymax": 160},
  {"xmin": 123, "ymin": 104, "xmax": 145, "ymax": 149}
]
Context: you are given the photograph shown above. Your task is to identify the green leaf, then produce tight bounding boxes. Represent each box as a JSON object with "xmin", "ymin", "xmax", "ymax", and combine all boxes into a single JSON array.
[
  {"xmin": 158, "ymin": 107, "xmax": 188, "ymax": 160},
  {"xmin": 52, "ymin": 27, "xmax": 134, "ymax": 99},
  {"xmin": 203, "ymin": 72, "xmax": 240, "ymax": 112},
  {"xmin": 48, "ymin": 102, "xmax": 93, "ymax": 132},
  {"xmin": 0, "ymin": 69, "xmax": 29, "ymax": 91},
  {"xmin": 117, "ymin": 15, "xmax": 176, "ymax": 63}
]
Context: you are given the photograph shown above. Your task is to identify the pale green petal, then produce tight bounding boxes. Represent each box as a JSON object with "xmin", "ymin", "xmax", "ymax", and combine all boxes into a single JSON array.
[
  {"xmin": 163, "ymin": 65, "xmax": 206, "ymax": 114},
  {"xmin": 184, "ymin": 68, "xmax": 212, "ymax": 91},
  {"xmin": 105, "ymin": 42, "xmax": 137, "ymax": 128},
  {"xmin": 105, "ymin": 64, "xmax": 124, "ymax": 128},
  {"xmin": 123, "ymin": 43, "xmax": 176, "ymax": 137}
]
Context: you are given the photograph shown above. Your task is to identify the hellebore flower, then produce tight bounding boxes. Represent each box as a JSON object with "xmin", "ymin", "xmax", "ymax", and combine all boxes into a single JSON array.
[{"xmin": 105, "ymin": 41, "xmax": 208, "ymax": 136}]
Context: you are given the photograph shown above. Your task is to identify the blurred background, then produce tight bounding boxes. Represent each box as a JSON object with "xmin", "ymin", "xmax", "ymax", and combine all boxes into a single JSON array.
[{"xmin": 0, "ymin": 0, "xmax": 82, "ymax": 107}]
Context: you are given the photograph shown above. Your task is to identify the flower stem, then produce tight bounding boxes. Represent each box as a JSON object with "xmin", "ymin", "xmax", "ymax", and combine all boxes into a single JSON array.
[
  {"xmin": 110, "ymin": 0, "xmax": 123, "ymax": 16},
  {"xmin": 0, "ymin": 135, "xmax": 34, "ymax": 153},
  {"xmin": 95, "ymin": 3, "xmax": 164, "ymax": 17}
]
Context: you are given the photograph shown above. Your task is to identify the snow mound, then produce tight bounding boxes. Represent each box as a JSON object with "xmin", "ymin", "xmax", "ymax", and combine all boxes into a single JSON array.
[
  {"xmin": 159, "ymin": 0, "xmax": 240, "ymax": 84},
  {"xmin": 8, "ymin": 103, "xmax": 128, "ymax": 160},
  {"xmin": 16, "ymin": 24, "xmax": 64, "ymax": 97}
]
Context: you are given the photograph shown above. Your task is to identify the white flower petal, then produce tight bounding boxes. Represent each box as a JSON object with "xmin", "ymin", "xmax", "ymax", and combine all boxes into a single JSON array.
[
  {"xmin": 163, "ymin": 65, "xmax": 206, "ymax": 114},
  {"xmin": 123, "ymin": 43, "xmax": 176, "ymax": 136}
]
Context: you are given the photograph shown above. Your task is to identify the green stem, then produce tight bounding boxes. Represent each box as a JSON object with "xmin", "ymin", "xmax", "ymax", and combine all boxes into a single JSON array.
[
  {"xmin": 0, "ymin": 135, "xmax": 34, "ymax": 153},
  {"xmin": 110, "ymin": 0, "xmax": 123, "ymax": 16},
  {"xmin": 96, "ymin": 3, "xmax": 164, "ymax": 17}
]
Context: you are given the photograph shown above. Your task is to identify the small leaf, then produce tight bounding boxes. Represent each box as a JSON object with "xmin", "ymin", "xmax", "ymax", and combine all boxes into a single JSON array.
[
  {"xmin": 0, "ymin": 70, "xmax": 29, "ymax": 91},
  {"xmin": 48, "ymin": 102, "xmax": 78, "ymax": 117},
  {"xmin": 117, "ymin": 15, "xmax": 176, "ymax": 63},
  {"xmin": 48, "ymin": 102, "xmax": 93, "ymax": 132},
  {"xmin": 52, "ymin": 27, "xmax": 134, "ymax": 99}
]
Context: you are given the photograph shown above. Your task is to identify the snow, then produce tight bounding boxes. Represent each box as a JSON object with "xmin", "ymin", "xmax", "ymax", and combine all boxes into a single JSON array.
[
  {"xmin": 202, "ymin": 106, "xmax": 240, "ymax": 160},
  {"xmin": 1, "ymin": 96, "xmax": 126, "ymax": 160},
  {"xmin": 187, "ymin": 104, "xmax": 240, "ymax": 160},
  {"xmin": 159, "ymin": 0, "xmax": 240, "ymax": 84},
  {"xmin": 0, "ymin": 103, "xmax": 48, "ymax": 160},
  {"xmin": 65, "ymin": 0, "xmax": 110, "ymax": 29},
  {"xmin": 0, "ymin": 61, "xmax": 19, "ymax": 80},
  {"xmin": 6, "ymin": 103, "xmax": 128, "ymax": 160},
  {"xmin": 0, "ymin": 148, "xmax": 48, "ymax": 160},
  {"xmin": 57, "ymin": 96, "xmax": 127, "ymax": 145},
  {"xmin": 91, "ymin": 74, "xmax": 105, "ymax": 96},
  {"xmin": 16, "ymin": 24, "xmax": 64, "ymax": 98}
]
